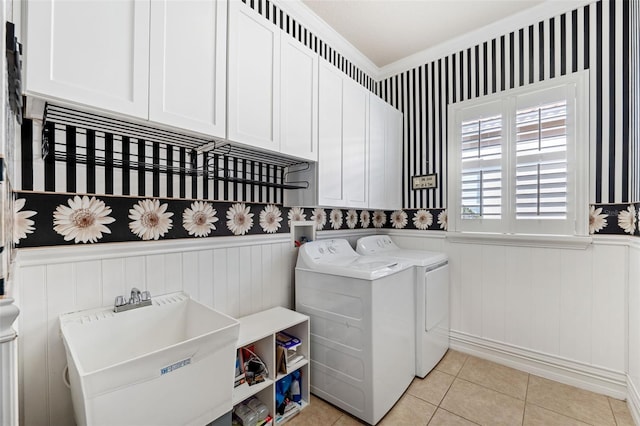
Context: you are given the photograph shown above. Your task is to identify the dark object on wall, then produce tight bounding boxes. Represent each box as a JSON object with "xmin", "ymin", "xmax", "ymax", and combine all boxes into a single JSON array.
[{"xmin": 5, "ymin": 21, "xmax": 22, "ymax": 125}]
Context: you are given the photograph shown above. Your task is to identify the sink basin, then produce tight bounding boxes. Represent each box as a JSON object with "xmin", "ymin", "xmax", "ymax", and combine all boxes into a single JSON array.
[{"xmin": 60, "ymin": 292, "xmax": 239, "ymax": 426}]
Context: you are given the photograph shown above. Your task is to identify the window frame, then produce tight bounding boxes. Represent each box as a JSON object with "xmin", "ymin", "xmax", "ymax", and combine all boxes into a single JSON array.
[{"xmin": 447, "ymin": 71, "xmax": 589, "ymax": 237}]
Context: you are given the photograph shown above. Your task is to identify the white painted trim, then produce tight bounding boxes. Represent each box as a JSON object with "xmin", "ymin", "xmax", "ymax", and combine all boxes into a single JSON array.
[
  {"xmin": 450, "ymin": 330, "xmax": 628, "ymax": 399},
  {"xmin": 378, "ymin": 0, "xmax": 597, "ymax": 80},
  {"xmin": 628, "ymin": 375, "xmax": 640, "ymax": 426},
  {"xmin": 446, "ymin": 232, "xmax": 593, "ymax": 250},
  {"xmin": 15, "ymin": 233, "xmax": 291, "ymax": 266},
  {"xmin": 273, "ymin": 0, "xmax": 379, "ymax": 79},
  {"xmin": 382, "ymin": 229, "xmax": 447, "ymax": 240},
  {"xmin": 629, "ymin": 237, "xmax": 640, "ymax": 250}
]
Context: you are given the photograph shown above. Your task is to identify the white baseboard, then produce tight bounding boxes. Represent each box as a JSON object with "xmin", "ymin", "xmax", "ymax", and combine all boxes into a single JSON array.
[
  {"xmin": 628, "ymin": 376, "xmax": 640, "ymax": 425},
  {"xmin": 449, "ymin": 330, "xmax": 627, "ymax": 400}
]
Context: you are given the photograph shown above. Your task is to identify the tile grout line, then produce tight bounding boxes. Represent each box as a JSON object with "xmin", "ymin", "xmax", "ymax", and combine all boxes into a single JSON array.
[
  {"xmin": 607, "ymin": 397, "xmax": 619, "ymax": 426},
  {"xmin": 522, "ymin": 373, "xmax": 531, "ymax": 426}
]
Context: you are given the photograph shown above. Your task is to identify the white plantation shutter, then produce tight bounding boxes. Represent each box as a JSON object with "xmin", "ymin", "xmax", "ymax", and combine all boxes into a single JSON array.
[
  {"xmin": 460, "ymin": 115, "xmax": 502, "ymax": 219},
  {"xmin": 448, "ymin": 71, "xmax": 588, "ymax": 236},
  {"xmin": 515, "ymin": 101, "xmax": 568, "ymax": 219}
]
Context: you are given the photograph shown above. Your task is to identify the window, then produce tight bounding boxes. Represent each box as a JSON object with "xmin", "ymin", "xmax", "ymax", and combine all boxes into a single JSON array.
[{"xmin": 448, "ymin": 72, "xmax": 589, "ymax": 236}]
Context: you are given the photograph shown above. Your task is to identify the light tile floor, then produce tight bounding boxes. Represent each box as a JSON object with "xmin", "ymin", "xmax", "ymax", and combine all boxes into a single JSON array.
[{"xmin": 287, "ymin": 350, "xmax": 636, "ymax": 426}]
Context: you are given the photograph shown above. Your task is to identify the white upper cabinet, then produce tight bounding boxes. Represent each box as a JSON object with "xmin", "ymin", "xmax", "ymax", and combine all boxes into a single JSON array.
[
  {"xmin": 385, "ymin": 105, "xmax": 403, "ymax": 210},
  {"xmin": 315, "ymin": 60, "xmax": 368, "ymax": 208},
  {"xmin": 280, "ymin": 34, "xmax": 318, "ymax": 161},
  {"xmin": 317, "ymin": 60, "xmax": 345, "ymax": 206},
  {"xmin": 228, "ymin": 2, "xmax": 318, "ymax": 160},
  {"xmin": 25, "ymin": 0, "xmax": 150, "ymax": 119},
  {"xmin": 369, "ymin": 95, "xmax": 387, "ymax": 209},
  {"xmin": 369, "ymin": 94, "xmax": 402, "ymax": 210},
  {"xmin": 342, "ymin": 77, "xmax": 369, "ymax": 208},
  {"xmin": 227, "ymin": 1, "xmax": 281, "ymax": 151},
  {"xmin": 149, "ymin": 0, "xmax": 227, "ymax": 138}
]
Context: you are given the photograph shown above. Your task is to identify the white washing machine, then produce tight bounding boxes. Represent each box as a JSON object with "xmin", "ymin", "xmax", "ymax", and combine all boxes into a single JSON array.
[
  {"xmin": 357, "ymin": 235, "xmax": 449, "ymax": 378},
  {"xmin": 295, "ymin": 239, "xmax": 415, "ymax": 425}
]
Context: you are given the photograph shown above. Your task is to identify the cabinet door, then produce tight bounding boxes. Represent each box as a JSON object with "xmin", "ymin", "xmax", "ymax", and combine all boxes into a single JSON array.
[
  {"xmin": 368, "ymin": 95, "xmax": 386, "ymax": 209},
  {"xmin": 25, "ymin": 0, "xmax": 150, "ymax": 118},
  {"xmin": 280, "ymin": 34, "xmax": 318, "ymax": 161},
  {"xmin": 149, "ymin": 0, "xmax": 226, "ymax": 138},
  {"xmin": 385, "ymin": 105, "xmax": 403, "ymax": 210},
  {"xmin": 342, "ymin": 79, "xmax": 369, "ymax": 208},
  {"xmin": 317, "ymin": 60, "xmax": 344, "ymax": 207},
  {"xmin": 228, "ymin": 2, "xmax": 280, "ymax": 151}
]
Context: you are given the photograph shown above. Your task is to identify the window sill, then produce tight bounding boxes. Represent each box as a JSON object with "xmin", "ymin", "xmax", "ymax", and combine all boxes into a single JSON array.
[{"xmin": 446, "ymin": 232, "xmax": 593, "ymax": 250}]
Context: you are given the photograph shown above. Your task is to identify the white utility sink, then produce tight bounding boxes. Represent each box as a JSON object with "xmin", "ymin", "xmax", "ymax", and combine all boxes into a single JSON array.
[{"xmin": 60, "ymin": 292, "xmax": 239, "ymax": 426}]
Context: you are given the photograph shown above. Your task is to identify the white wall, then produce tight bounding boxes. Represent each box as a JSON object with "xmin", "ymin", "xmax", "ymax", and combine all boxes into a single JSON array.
[
  {"xmin": 15, "ymin": 235, "xmax": 296, "ymax": 426},
  {"xmin": 386, "ymin": 230, "xmax": 629, "ymax": 399},
  {"xmin": 628, "ymin": 240, "xmax": 640, "ymax": 424}
]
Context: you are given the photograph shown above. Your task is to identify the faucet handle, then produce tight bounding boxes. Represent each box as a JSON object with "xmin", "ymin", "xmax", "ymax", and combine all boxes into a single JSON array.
[
  {"xmin": 141, "ymin": 291, "xmax": 151, "ymax": 301},
  {"xmin": 114, "ymin": 295, "xmax": 126, "ymax": 307}
]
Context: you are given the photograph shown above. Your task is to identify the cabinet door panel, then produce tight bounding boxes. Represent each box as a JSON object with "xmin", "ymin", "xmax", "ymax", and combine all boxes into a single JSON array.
[
  {"xmin": 385, "ymin": 107, "xmax": 403, "ymax": 210},
  {"xmin": 228, "ymin": 3, "xmax": 280, "ymax": 151},
  {"xmin": 149, "ymin": 0, "xmax": 226, "ymax": 137},
  {"xmin": 342, "ymin": 79, "xmax": 368, "ymax": 208},
  {"xmin": 317, "ymin": 62, "xmax": 344, "ymax": 206},
  {"xmin": 368, "ymin": 95, "xmax": 386, "ymax": 209},
  {"xmin": 280, "ymin": 35, "xmax": 318, "ymax": 161},
  {"xmin": 25, "ymin": 0, "xmax": 150, "ymax": 118}
]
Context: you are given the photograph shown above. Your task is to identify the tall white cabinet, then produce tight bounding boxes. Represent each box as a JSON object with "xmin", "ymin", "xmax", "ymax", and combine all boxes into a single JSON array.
[
  {"xmin": 316, "ymin": 60, "xmax": 368, "ymax": 207},
  {"xmin": 280, "ymin": 34, "xmax": 318, "ymax": 161},
  {"xmin": 148, "ymin": 0, "xmax": 227, "ymax": 138},
  {"xmin": 25, "ymin": 0, "xmax": 151, "ymax": 118},
  {"xmin": 369, "ymin": 94, "xmax": 402, "ymax": 210}
]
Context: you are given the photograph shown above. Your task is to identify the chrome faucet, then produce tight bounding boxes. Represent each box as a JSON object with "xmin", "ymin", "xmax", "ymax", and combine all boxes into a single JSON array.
[{"xmin": 114, "ymin": 287, "xmax": 152, "ymax": 313}]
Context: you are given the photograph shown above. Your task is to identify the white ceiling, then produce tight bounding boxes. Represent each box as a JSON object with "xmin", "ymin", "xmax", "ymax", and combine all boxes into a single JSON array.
[{"xmin": 300, "ymin": 0, "xmax": 546, "ymax": 68}]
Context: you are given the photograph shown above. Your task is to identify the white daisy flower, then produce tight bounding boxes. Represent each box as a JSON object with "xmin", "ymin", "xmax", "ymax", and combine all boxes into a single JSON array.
[
  {"xmin": 438, "ymin": 209, "xmax": 448, "ymax": 231},
  {"xmin": 226, "ymin": 203, "xmax": 254, "ymax": 236},
  {"xmin": 53, "ymin": 195, "xmax": 116, "ymax": 243},
  {"xmin": 372, "ymin": 210, "xmax": 387, "ymax": 228},
  {"xmin": 129, "ymin": 199, "xmax": 173, "ymax": 241},
  {"xmin": 588, "ymin": 205, "xmax": 607, "ymax": 234},
  {"xmin": 360, "ymin": 210, "xmax": 370, "ymax": 228},
  {"xmin": 391, "ymin": 210, "xmax": 408, "ymax": 229},
  {"xmin": 183, "ymin": 201, "xmax": 218, "ymax": 237},
  {"xmin": 618, "ymin": 204, "xmax": 637, "ymax": 235},
  {"xmin": 260, "ymin": 204, "xmax": 283, "ymax": 234},
  {"xmin": 311, "ymin": 208, "xmax": 327, "ymax": 230},
  {"xmin": 329, "ymin": 209, "xmax": 343, "ymax": 230},
  {"xmin": 13, "ymin": 198, "xmax": 37, "ymax": 244},
  {"xmin": 346, "ymin": 209, "xmax": 358, "ymax": 229},
  {"xmin": 287, "ymin": 207, "xmax": 306, "ymax": 226},
  {"xmin": 413, "ymin": 209, "xmax": 433, "ymax": 230}
]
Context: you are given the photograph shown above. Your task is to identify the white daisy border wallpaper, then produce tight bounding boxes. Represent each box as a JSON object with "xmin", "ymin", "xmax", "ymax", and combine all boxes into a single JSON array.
[
  {"xmin": 12, "ymin": 192, "xmax": 640, "ymax": 247},
  {"xmin": 13, "ymin": 192, "xmax": 450, "ymax": 247}
]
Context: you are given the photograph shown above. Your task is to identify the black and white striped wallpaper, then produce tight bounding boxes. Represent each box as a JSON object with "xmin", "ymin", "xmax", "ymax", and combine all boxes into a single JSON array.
[
  {"xmin": 380, "ymin": 0, "xmax": 636, "ymax": 209},
  {"xmin": 632, "ymin": 0, "xmax": 640, "ymax": 203},
  {"xmin": 240, "ymin": 0, "xmax": 376, "ymax": 93}
]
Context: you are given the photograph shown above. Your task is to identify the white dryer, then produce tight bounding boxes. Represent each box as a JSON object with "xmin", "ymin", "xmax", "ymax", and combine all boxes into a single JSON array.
[
  {"xmin": 357, "ymin": 235, "xmax": 449, "ymax": 378},
  {"xmin": 295, "ymin": 239, "xmax": 415, "ymax": 425}
]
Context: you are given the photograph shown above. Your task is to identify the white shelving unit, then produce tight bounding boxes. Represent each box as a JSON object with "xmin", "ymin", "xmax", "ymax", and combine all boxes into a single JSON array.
[
  {"xmin": 290, "ymin": 221, "xmax": 316, "ymax": 248},
  {"xmin": 233, "ymin": 307, "xmax": 310, "ymax": 425}
]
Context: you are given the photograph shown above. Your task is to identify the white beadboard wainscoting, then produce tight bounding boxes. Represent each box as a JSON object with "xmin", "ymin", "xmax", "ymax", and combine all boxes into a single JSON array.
[
  {"xmin": 13, "ymin": 229, "xmax": 372, "ymax": 426},
  {"xmin": 14, "ymin": 235, "xmax": 297, "ymax": 426},
  {"xmin": 385, "ymin": 230, "xmax": 631, "ymax": 402},
  {"xmin": 13, "ymin": 229, "xmax": 639, "ymax": 425},
  {"xmin": 629, "ymin": 240, "xmax": 640, "ymax": 425}
]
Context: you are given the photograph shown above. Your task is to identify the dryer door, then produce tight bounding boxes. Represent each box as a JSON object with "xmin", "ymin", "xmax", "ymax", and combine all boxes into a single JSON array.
[{"xmin": 425, "ymin": 264, "xmax": 449, "ymax": 331}]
